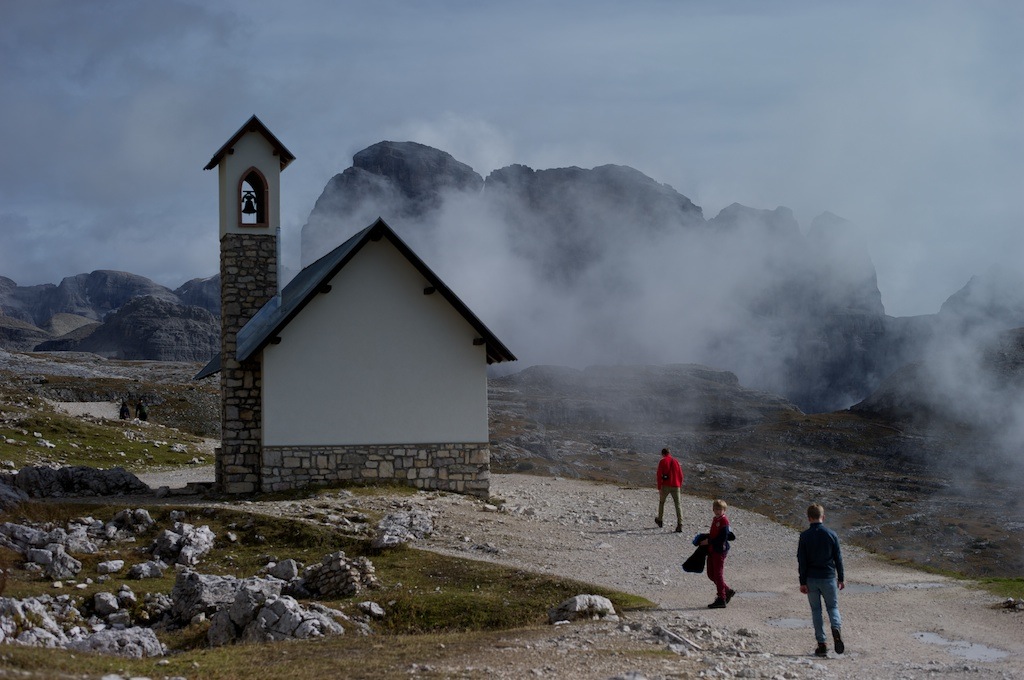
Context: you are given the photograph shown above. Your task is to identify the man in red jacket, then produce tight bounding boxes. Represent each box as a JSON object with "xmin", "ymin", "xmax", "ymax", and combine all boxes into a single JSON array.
[{"xmin": 655, "ymin": 447, "xmax": 684, "ymax": 532}]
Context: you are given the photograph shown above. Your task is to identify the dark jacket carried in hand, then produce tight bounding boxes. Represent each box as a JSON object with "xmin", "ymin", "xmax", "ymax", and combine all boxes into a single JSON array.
[
  {"xmin": 797, "ymin": 521, "xmax": 844, "ymax": 585},
  {"xmin": 683, "ymin": 544, "xmax": 708, "ymax": 573},
  {"xmin": 683, "ymin": 529, "xmax": 737, "ymax": 574}
]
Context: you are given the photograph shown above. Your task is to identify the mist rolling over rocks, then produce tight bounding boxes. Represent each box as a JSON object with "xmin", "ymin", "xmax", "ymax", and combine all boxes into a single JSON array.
[{"xmin": 301, "ymin": 140, "xmax": 1024, "ymax": 416}]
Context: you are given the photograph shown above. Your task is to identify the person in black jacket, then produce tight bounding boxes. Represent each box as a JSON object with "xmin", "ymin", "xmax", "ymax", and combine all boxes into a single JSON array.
[{"xmin": 797, "ymin": 503, "xmax": 845, "ymax": 657}]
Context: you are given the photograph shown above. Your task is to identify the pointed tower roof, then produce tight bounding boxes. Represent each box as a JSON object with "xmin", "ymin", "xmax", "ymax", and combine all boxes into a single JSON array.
[{"xmin": 204, "ymin": 115, "xmax": 295, "ymax": 171}]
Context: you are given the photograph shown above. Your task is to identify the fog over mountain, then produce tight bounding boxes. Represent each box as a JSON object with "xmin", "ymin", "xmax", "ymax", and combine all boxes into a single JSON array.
[
  {"xmin": 304, "ymin": 141, "xmax": 1024, "ymax": 508},
  {"xmin": 301, "ymin": 142, "xmax": 1024, "ymax": 416}
]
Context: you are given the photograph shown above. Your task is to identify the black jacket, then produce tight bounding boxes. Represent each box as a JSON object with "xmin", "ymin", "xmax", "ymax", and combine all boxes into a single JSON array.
[{"xmin": 797, "ymin": 522, "xmax": 844, "ymax": 585}]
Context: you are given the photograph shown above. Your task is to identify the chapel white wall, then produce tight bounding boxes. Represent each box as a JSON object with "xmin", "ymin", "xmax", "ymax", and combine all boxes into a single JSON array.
[{"xmin": 261, "ymin": 239, "xmax": 488, "ymax": 446}]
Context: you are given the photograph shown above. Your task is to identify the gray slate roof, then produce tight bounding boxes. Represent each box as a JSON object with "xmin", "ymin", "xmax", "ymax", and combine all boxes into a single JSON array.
[
  {"xmin": 197, "ymin": 218, "xmax": 515, "ymax": 380},
  {"xmin": 204, "ymin": 115, "xmax": 295, "ymax": 171}
]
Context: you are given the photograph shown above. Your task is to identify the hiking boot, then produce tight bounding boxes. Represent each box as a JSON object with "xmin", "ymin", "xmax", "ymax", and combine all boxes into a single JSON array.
[
  {"xmin": 655, "ymin": 517, "xmax": 663, "ymax": 528},
  {"xmin": 832, "ymin": 628, "xmax": 844, "ymax": 654},
  {"xmin": 725, "ymin": 588, "xmax": 736, "ymax": 603},
  {"xmin": 815, "ymin": 642, "xmax": 828, "ymax": 657},
  {"xmin": 707, "ymin": 598, "xmax": 726, "ymax": 609},
  {"xmin": 674, "ymin": 525, "xmax": 683, "ymax": 533}
]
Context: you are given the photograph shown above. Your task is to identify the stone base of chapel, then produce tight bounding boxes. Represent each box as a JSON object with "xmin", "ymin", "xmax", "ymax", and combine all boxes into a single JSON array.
[{"xmin": 260, "ymin": 442, "xmax": 490, "ymax": 499}]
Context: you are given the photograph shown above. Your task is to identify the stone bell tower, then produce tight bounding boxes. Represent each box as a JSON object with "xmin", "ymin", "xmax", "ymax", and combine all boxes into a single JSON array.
[{"xmin": 204, "ymin": 116, "xmax": 295, "ymax": 493}]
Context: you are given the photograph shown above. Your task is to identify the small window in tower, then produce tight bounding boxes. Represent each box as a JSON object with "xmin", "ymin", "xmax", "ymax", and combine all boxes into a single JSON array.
[{"xmin": 240, "ymin": 170, "xmax": 267, "ymax": 226}]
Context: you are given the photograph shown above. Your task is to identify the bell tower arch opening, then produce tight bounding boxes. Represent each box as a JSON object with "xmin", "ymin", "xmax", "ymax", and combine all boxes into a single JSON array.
[{"xmin": 239, "ymin": 168, "xmax": 268, "ymax": 227}]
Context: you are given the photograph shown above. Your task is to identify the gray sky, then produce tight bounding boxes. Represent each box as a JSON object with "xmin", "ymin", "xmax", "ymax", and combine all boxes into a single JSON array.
[{"xmin": 1, "ymin": 0, "xmax": 1020, "ymax": 317}]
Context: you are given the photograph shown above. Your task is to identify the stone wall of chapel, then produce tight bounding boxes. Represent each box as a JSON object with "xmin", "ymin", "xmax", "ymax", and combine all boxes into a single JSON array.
[{"xmin": 261, "ymin": 443, "xmax": 490, "ymax": 499}]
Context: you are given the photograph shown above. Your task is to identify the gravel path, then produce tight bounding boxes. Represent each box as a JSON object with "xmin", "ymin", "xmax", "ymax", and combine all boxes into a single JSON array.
[
  {"xmin": 412, "ymin": 474, "xmax": 1024, "ymax": 679},
  {"xmin": 135, "ymin": 464, "xmax": 215, "ymax": 489},
  {"xmin": 199, "ymin": 473, "xmax": 1024, "ymax": 679}
]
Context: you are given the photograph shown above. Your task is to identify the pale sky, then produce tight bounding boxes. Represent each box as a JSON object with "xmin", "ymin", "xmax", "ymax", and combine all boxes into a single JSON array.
[{"xmin": 1, "ymin": 0, "xmax": 1021, "ymax": 317}]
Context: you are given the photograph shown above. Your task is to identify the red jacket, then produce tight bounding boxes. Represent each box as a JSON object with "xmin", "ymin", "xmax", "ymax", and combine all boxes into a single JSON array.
[
  {"xmin": 708, "ymin": 513, "xmax": 731, "ymax": 554},
  {"xmin": 656, "ymin": 454, "xmax": 684, "ymax": 489}
]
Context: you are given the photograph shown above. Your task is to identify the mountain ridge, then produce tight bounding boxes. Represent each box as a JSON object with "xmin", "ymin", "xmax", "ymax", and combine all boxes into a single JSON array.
[{"xmin": 4, "ymin": 140, "xmax": 1023, "ymax": 414}]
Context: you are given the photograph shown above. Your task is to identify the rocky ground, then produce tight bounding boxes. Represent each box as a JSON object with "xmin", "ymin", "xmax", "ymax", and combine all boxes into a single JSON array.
[{"xmin": 487, "ymin": 365, "xmax": 1024, "ymax": 580}]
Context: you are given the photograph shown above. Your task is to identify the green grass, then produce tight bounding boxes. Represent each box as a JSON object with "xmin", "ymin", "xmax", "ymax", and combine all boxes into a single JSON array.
[
  {"xmin": 0, "ymin": 625, "xmax": 671, "ymax": 680},
  {"xmin": 974, "ymin": 577, "xmax": 1024, "ymax": 601},
  {"xmin": 0, "ymin": 405, "xmax": 208, "ymax": 471}
]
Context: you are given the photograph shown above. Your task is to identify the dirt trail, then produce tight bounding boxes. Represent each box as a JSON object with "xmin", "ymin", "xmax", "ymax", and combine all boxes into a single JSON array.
[
  {"xmin": 135, "ymin": 467, "xmax": 1024, "ymax": 678},
  {"xmin": 415, "ymin": 474, "xmax": 1024, "ymax": 679}
]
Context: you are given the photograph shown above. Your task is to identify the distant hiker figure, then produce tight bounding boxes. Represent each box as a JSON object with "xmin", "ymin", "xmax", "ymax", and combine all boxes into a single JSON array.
[
  {"xmin": 119, "ymin": 400, "xmax": 130, "ymax": 420},
  {"xmin": 654, "ymin": 447, "xmax": 684, "ymax": 532},
  {"xmin": 135, "ymin": 400, "xmax": 148, "ymax": 421},
  {"xmin": 798, "ymin": 503, "xmax": 845, "ymax": 657},
  {"xmin": 701, "ymin": 499, "xmax": 734, "ymax": 608}
]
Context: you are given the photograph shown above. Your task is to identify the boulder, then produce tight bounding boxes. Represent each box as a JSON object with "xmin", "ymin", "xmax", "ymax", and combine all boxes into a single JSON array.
[
  {"xmin": 238, "ymin": 596, "xmax": 344, "ymax": 644},
  {"xmin": 93, "ymin": 592, "xmax": 119, "ymax": 616},
  {"xmin": 357, "ymin": 601, "xmax": 386, "ymax": 620},
  {"xmin": 371, "ymin": 509, "xmax": 434, "ymax": 549},
  {"xmin": 267, "ymin": 558, "xmax": 299, "ymax": 581},
  {"xmin": 110, "ymin": 508, "xmax": 155, "ymax": 533},
  {"xmin": 0, "ymin": 597, "xmax": 70, "ymax": 646},
  {"xmin": 0, "ymin": 476, "xmax": 28, "ymax": 510},
  {"xmin": 43, "ymin": 547, "xmax": 82, "ymax": 581},
  {"xmin": 14, "ymin": 466, "xmax": 150, "ymax": 498},
  {"xmin": 97, "ymin": 559, "xmax": 125, "ymax": 575},
  {"xmin": 169, "ymin": 571, "xmax": 243, "ymax": 624},
  {"xmin": 0, "ymin": 522, "xmax": 64, "ymax": 552},
  {"xmin": 548, "ymin": 594, "xmax": 618, "ymax": 623},
  {"xmin": 207, "ymin": 580, "xmax": 284, "ymax": 646},
  {"xmin": 152, "ymin": 522, "xmax": 215, "ymax": 566},
  {"xmin": 125, "ymin": 560, "xmax": 165, "ymax": 580},
  {"xmin": 68, "ymin": 627, "xmax": 164, "ymax": 658}
]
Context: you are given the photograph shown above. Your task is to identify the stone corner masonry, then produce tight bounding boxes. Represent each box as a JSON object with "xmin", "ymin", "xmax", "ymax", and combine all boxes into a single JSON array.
[{"xmin": 218, "ymin": 232, "xmax": 276, "ymax": 495}]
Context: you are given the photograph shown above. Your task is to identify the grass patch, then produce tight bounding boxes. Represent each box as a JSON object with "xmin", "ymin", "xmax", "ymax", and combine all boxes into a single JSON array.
[
  {"xmin": 0, "ymin": 625, "xmax": 664, "ymax": 680},
  {"xmin": 0, "ymin": 405, "xmax": 208, "ymax": 471},
  {"xmin": 365, "ymin": 545, "xmax": 650, "ymax": 634},
  {"xmin": 974, "ymin": 577, "xmax": 1024, "ymax": 600}
]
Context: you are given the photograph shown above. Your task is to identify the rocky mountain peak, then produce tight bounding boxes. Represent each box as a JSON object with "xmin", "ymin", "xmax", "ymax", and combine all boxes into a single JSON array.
[
  {"xmin": 352, "ymin": 141, "xmax": 484, "ymax": 198},
  {"xmin": 301, "ymin": 141, "xmax": 485, "ymax": 264},
  {"xmin": 709, "ymin": 203, "xmax": 800, "ymax": 238},
  {"xmin": 35, "ymin": 295, "xmax": 218, "ymax": 362},
  {"xmin": 0, "ymin": 271, "xmax": 220, "ymax": 361}
]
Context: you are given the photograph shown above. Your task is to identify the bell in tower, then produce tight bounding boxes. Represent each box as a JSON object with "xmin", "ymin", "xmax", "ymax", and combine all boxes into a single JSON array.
[{"xmin": 240, "ymin": 170, "xmax": 267, "ymax": 226}]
